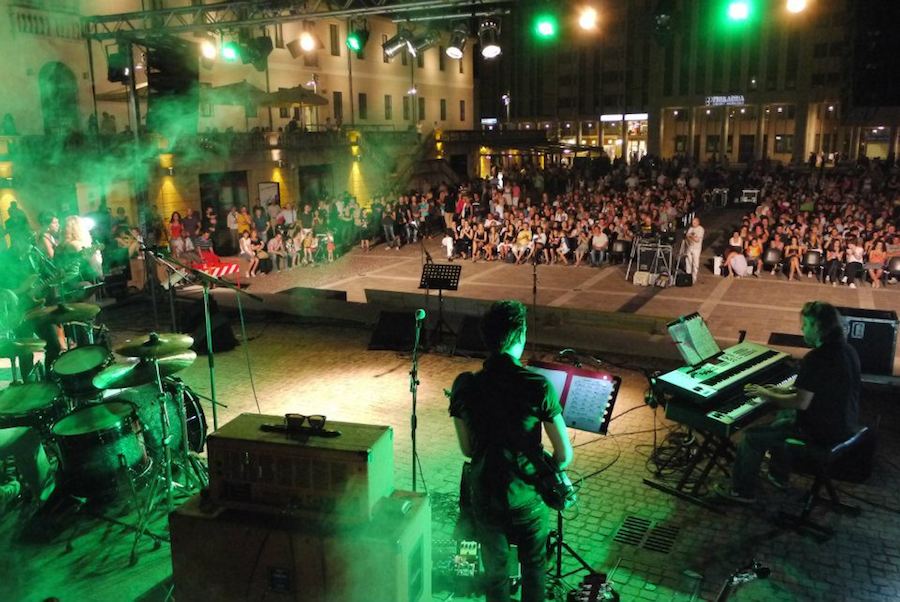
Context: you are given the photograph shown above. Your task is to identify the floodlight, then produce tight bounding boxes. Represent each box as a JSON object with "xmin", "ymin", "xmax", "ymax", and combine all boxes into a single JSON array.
[
  {"xmin": 479, "ymin": 18, "xmax": 501, "ymax": 59},
  {"xmin": 534, "ymin": 13, "xmax": 558, "ymax": 39},
  {"xmin": 410, "ymin": 31, "xmax": 439, "ymax": 56},
  {"xmin": 299, "ymin": 30, "xmax": 317, "ymax": 52},
  {"xmin": 579, "ymin": 7, "xmax": 599, "ymax": 31},
  {"xmin": 347, "ymin": 20, "xmax": 370, "ymax": 52},
  {"xmin": 383, "ymin": 30, "xmax": 413, "ymax": 59},
  {"xmin": 786, "ymin": 0, "xmax": 807, "ymax": 13},
  {"xmin": 221, "ymin": 41, "xmax": 240, "ymax": 62},
  {"xmin": 200, "ymin": 38, "xmax": 217, "ymax": 61},
  {"xmin": 446, "ymin": 22, "xmax": 468, "ymax": 59},
  {"xmin": 727, "ymin": 1, "xmax": 750, "ymax": 21}
]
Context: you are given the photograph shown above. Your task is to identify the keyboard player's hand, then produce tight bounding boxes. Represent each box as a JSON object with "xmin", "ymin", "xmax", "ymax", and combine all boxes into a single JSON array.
[{"xmin": 744, "ymin": 383, "xmax": 770, "ymax": 399}]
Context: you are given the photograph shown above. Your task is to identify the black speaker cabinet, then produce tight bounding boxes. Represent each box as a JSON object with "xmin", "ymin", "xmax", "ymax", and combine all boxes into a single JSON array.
[
  {"xmin": 368, "ymin": 311, "xmax": 423, "ymax": 351},
  {"xmin": 836, "ymin": 307, "xmax": 898, "ymax": 376}
]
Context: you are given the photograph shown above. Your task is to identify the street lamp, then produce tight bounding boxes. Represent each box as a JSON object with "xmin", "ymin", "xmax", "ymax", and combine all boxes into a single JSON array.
[{"xmin": 501, "ymin": 92, "xmax": 511, "ymax": 125}]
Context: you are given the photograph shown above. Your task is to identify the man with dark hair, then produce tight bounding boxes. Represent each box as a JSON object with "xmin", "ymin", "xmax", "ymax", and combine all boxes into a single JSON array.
[
  {"xmin": 449, "ymin": 300, "xmax": 573, "ymax": 602},
  {"xmin": 717, "ymin": 301, "xmax": 860, "ymax": 503}
]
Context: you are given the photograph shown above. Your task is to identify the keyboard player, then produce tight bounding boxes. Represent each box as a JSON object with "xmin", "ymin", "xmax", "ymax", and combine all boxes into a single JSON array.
[{"xmin": 715, "ymin": 301, "xmax": 861, "ymax": 504}]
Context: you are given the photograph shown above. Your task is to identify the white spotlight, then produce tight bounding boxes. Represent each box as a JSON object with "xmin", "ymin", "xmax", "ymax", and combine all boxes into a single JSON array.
[{"xmin": 479, "ymin": 18, "xmax": 501, "ymax": 59}]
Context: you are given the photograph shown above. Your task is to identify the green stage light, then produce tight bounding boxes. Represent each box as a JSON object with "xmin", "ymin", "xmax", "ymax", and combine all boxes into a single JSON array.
[
  {"xmin": 222, "ymin": 41, "xmax": 239, "ymax": 62},
  {"xmin": 727, "ymin": 0, "xmax": 751, "ymax": 21},
  {"xmin": 347, "ymin": 32, "xmax": 362, "ymax": 51},
  {"xmin": 533, "ymin": 13, "xmax": 558, "ymax": 40}
]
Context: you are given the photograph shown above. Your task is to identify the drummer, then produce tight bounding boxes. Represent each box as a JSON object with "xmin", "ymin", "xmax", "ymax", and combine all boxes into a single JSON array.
[{"xmin": 0, "ymin": 426, "xmax": 55, "ymax": 507}]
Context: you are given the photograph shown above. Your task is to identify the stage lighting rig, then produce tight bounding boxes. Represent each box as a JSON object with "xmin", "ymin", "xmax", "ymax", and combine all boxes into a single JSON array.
[{"xmin": 383, "ymin": 29, "xmax": 414, "ymax": 59}]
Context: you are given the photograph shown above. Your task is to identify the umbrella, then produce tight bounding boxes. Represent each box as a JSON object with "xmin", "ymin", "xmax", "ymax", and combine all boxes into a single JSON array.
[
  {"xmin": 261, "ymin": 86, "xmax": 328, "ymax": 107},
  {"xmin": 201, "ymin": 80, "xmax": 268, "ymax": 106}
]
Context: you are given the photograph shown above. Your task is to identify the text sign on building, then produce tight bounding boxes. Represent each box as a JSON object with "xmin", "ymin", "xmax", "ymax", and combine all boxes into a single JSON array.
[{"xmin": 705, "ymin": 95, "xmax": 745, "ymax": 107}]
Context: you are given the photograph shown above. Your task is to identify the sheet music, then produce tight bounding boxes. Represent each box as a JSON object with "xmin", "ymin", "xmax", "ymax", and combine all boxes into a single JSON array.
[
  {"xmin": 563, "ymin": 375, "xmax": 615, "ymax": 432},
  {"xmin": 527, "ymin": 366, "xmax": 567, "ymax": 405}
]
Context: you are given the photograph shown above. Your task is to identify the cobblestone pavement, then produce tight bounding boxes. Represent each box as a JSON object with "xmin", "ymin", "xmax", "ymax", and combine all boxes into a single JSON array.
[{"xmin": 3, "ymin": 220, "xmax": 899, "ymax": 601}]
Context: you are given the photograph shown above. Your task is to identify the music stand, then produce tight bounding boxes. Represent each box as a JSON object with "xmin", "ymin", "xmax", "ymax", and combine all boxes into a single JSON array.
[
  {"xmin": 418, "ymin": 263, "xmax": 461, "ymax": 348},
  {"xmin": 527, "ymin": 360, "xmax": 622, "ymax": 584}
]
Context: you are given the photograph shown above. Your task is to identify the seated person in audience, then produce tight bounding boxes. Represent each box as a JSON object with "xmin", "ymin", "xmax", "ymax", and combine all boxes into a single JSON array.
[
  {"xmin": 744, "ymin": 237, "xmax": 763, "ymax": 277},
  {"xmin": 472, "ymin": 223, "xmax": 488, "ymax": 262},
  {"xmin": 248, "ymin": 230, "xmax": 264, "ymax": 276},
  {"xmin": 513, "ymin": 223, "xmax": 533, "ymax": 264},
  {"xmin": 170, "ymin": 231, "xmax": 203, "ymax": 265},
  {"xmin": 842, "ymin": 238, "xmax": 865, "ymax": 288},
  {"xmin": 302, "ymin": 231, "xmax": 315, "ymax": 265},
  {"xmin": 266, "ymin": 231, "xmax": 287, "ymax": 271},
  {"xmin": 716, "ymin": 301, "xmax": 860, "ymax": 504},
  {"xmin": 823, "ymin": 238, "xmax": 844, "ymax": 285},
  {"xmin": 590, "ymin": 225, "xmax": 609, "ymax": 266},
  {"xmin": 441, "ymin": 228, "xmax": 456, "ymax": 261},
  {"xmin": 485, "ymin": 226, "xmax": 499, "ymax": 261},
  {"xmin": 866, "ymin": 240, "xmax": 887, "ymax": 289},
  {"xmin": 783, "ymin": 236, "xmax": 804, "ymax": 281},
  {"xmin": 724, "ymin": 248, "xmax": 749, "ymax": 278}
]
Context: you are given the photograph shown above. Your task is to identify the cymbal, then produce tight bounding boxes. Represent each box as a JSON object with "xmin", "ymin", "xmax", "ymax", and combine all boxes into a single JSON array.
[
  {"xmin": 115, "ymin": 332, "xmax": 194, "ymax": 359},
  {"xmin": 25, "ymin": 303, "xmax": 101, "ymax": 326},
  {"xmin": 0, "ymin": 382, "xmax": 61, "ymax": 413},
  {"xmin": 0, "ymin": 338, "xmax": 46, "ymax": 358},
  {"xmin": 92, "ymin": 352, "xmax": 197, "ymax": 390}
]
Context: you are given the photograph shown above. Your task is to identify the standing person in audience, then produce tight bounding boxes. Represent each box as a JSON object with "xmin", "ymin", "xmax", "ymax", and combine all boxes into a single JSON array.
[
  {"xmin": 252, "ymin": 206, "xmax": 270, "ymax": 244},
  {"xmin": 685, "ymin": 216, "xmax": 704, "ymax": 283},
  {"xmin": 449, "ymin": 300, "xmax": 572, "ymax": 602},
  {"xmin": 226, "ymin": 205, "xmax": 240, "ymax": 253},
  {"xmin": 717, "ymin": 301, "xmax": 860, "ymax": 504}
]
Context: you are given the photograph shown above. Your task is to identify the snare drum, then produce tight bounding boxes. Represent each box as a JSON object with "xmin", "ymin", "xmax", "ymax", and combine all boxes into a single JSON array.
[
  {"xmin": 0, "ymin": 382, "xmax": 64, "ymax": 432},
  {"xmin": 52, "ymin": 345, "xmax": 113, "ymax": 400},
  {"xmin": 52, "ymin": 401, "xmax": 149, "ymax": 499}
]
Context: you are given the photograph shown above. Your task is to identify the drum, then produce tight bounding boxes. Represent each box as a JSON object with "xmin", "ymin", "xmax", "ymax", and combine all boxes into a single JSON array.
[
  {"xmin": 114, "ymin": 378, "xmax": 208, "ymax": 460},
  {"xmin": 51, "ymin": 401, "xmax": 149, "ymax": 498},
  {"xmin": 0, "ymin": 382, "xmax": 63, "ymax": 432},
  {"xmin": 52, "ymin": 345, "xmax": 113, "ymax": 399}
]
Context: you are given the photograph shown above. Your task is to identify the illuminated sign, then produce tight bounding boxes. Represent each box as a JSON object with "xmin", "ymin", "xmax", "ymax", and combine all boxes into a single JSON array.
[
  {"xmin": 480, "ymin": 117, "xmax": 498, "ymax": 125},
  {"xmin": 705, "ymin": 95, "xmax": 745, "ymax": 106},
  {"xmin": 625, "ymin": 113, "xmax": 649, "ymax": 120},
  {"xmin": 600, "ymin": 114, "xmax": 624, "ymax": 122}
]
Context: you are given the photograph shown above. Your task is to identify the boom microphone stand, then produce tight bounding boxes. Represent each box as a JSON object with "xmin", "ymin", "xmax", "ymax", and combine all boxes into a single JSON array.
[{"xmin": 409, "ymin": 308, "xmax": 426, "ymax": 492}]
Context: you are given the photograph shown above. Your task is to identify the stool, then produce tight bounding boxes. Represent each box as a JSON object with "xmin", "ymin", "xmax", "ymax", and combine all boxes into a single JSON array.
[{"xmin": 777, "ymin": 426, "xmax": 869, "ymax": 540}]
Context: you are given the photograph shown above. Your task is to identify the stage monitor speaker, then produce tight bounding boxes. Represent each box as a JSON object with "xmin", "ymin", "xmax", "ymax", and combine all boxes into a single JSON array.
[
  {"xmin": 170, "ymin": 491, "xmax": 431, "ymax": 602},
  {"xmin": 282, "ymin": 287, "xmax": 348, "ymax": 301},
  {"xmin": 179, "ymin": 297, "xmax": 238, "ymax": 353},
  {"xmin": 454, "ymin": 315, "xmax": 488, "ymax": 358},
  {"xmin": 836, "ymin": 307, "xmax": 898, "ymax": 376},
  {"xmin": 368, "ymin": 310, "xmax": 421, "ymax": 351}
]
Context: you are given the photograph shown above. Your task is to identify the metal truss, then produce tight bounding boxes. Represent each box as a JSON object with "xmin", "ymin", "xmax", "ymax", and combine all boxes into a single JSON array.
[{"xmin": 83, "ymin": 0, "xmax": 513, "ymax": 41}]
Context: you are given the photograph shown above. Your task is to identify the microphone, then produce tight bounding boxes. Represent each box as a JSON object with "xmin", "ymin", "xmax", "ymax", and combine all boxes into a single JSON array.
[{"xmin": 415, "ymin": 308, "xmax": 426, "ymax": 322}]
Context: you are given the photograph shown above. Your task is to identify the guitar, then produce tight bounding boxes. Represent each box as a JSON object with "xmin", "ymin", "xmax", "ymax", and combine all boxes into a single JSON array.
[
  {"xmin": 521, "ymin": 447, "xmax": 577, "ymax": 512},
  {"xmin": 715, "ymin": 559, "xmax": 770, "ymax": 602}
]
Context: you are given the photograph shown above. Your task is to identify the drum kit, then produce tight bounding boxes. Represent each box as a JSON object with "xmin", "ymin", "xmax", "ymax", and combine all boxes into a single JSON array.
[{"xmin": 0, "ymin": 302, "xmax": 209, "ymax": 528}]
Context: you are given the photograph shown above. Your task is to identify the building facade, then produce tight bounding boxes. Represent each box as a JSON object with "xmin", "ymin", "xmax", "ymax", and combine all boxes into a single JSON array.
[{"xmin": 478, "ymin": 0, "xmax": 900, "ymax": 165}]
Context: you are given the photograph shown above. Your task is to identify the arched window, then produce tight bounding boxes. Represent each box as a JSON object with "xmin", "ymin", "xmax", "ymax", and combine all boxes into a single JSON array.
[{"xmin": 39, "ymin": 61, "xmax": 79, "ymax": 136}]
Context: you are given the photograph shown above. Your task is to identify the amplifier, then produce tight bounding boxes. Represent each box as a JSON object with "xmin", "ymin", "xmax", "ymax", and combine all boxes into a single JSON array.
[
  {"xmin": 836, "ymin": 307, "xmax": 898, "ymax": 376},
  {"xmin": 207, "ymin": 413, "xmax": 393, "ymax": 522},
  {"xmin": 170, "ymin": 491, "xmax": 431, "ymax": 602}
]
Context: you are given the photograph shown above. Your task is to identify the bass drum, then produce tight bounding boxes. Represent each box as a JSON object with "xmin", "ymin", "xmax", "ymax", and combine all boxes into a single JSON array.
[
  {"xmin": 51, "ymin": 400, "xmax": 149, "ymax": 499},
  {"xmin": 114, "ymin": 378, "xmax": 207, "ymax": 460}
]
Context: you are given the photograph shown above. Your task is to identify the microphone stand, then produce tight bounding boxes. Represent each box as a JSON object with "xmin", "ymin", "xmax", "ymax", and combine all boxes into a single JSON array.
[
  {"xmin": 530, "ymin": 242, "xmax": 539, "ymax": 359},
  {"xmin": 142, "ymin": 246, "xmax": 180, "ymax": 332},
  {"xmin": 158, "ymin": 255, "xmax": 263, "ymax": 431},
  {"xmin": 409, "ymin": 311, "xmax": 424, "ymax": 492}
]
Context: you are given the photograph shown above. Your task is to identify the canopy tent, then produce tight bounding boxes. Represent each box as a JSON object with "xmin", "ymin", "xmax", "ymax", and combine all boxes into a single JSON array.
[
  {"xmin": 261, "ymin": 86, "xmax": 328, "ymax": 107},
  {"xmin": 201, "ymin": 80, "xmax": 268, "ymax": 106}
]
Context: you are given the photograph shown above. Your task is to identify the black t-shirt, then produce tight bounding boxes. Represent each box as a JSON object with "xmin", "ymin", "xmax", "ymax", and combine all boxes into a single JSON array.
[
  {"xmin": 794, "ymin": 335, "xmax": 860, "ymax": 444},
  {"xmin": 449, "ymin": 353, "xmax": 562, "ymax": 512}
]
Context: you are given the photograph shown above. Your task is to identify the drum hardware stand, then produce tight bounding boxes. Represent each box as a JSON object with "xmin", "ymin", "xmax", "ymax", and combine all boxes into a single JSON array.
[
  {"xmin": 144, "ymin": 249, "xmax": 184, "ymax": 333},
  {"xmin": 162, "ymin": 256, "xmax": 263, "ymax": 431},
  {"xmin": 625, "ymin": 235, "xmax": 642, "ymax": 281}
]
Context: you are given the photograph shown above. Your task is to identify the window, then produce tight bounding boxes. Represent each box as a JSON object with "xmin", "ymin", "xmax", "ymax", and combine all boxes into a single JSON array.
[
  {"xmin": 459, "ymin": 99, "xmax": 465, "ymax": 122},
  {"xmin": 417, "ymin": 53, "xmax": 424, "ymax": 69},
  {"xmin": 438, "ymin": 47, "xmax": 445, "ymax": 71},
  {"xmin": 333, "ymin": 91, "xmax": 343, "ymax": 122},
  {"xmin": 274, "ymin": 23, "xmax": 284, "ymax": 49},
  {"xmin": 403, "ymin": 96, "xmax": 410, "ymax": 120},
  {"xmin": 458, "ymin": 57, "xmax": 464, "ymax": 74},
  {"xmin": 440, "ymin": 98, "xmax": 447, "ymax": 121},
  {"xmin": 401, "ymin": 50, "xmax": 408, "ymax": 66},
  {"xmin": 382, "ymin": 35, "xmax": 389, "ymax": 63},
  {"xmin": 384, "ymin": 95, "xmax": 392, "ymax": 120},
  {"xmin": 330, "ymin": 24, "xmax": 340, "ymax": 56},
  {"xmin": 706, "ymin": 135, "xmax": 720, "ymax": 153},
  {"xmin": 774, "ymin": 134, "xmax": 793, "ymax": 154},
  {"xmin": 279, "ymin": 107, "xmax": 290, "ymax": 118},
  {"xmin": 358, "ymin": 93, "xmax": 368, "ymax": 120},
  {"xmin": 303, "ymin": 52, "xmax": 318, "ymax": 68},
  {"xmin": 418, "ymin": 97, "xmax": 425, "ymax": 121}
]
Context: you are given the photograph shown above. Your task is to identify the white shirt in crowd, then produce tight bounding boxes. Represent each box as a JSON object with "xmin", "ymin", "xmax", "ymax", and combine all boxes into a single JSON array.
[{"xmin": 687, "ymin": 224, "xmax": 705, "ymax": 250}]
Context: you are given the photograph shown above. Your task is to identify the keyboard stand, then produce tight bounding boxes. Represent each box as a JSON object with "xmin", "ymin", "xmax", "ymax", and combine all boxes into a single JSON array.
[{"xmin": 643, "ymin": 430, "xmax": 735, "ymax": 513}]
